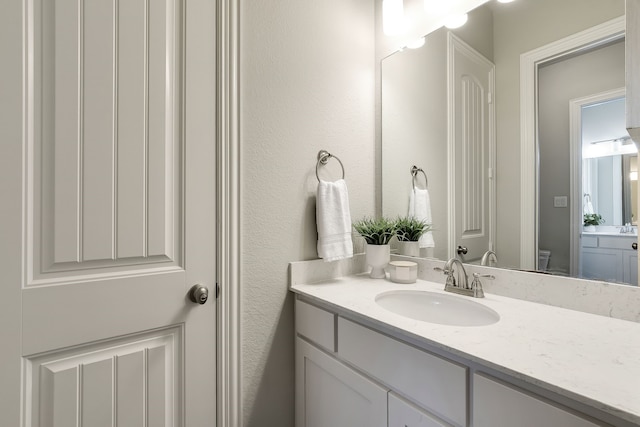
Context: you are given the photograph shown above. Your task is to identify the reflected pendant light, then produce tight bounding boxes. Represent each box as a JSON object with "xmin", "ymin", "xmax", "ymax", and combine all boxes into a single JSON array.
[
  {"xmin": 383, "ymin": 0, "xmax": 405, "ymax": 36},
  {"xmin": 444, "ymin": 13, "xmax": 468, "ymax": 29}
]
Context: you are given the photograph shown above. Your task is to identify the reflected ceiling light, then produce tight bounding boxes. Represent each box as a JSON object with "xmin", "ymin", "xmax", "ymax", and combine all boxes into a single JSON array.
[
  {"xmin": 630, "ymin": 171, "xmax": 638, "ymax": 181},
  {"xmin": 444, "ymin": 13, "xmax": 468, "ymax": 29},
  {"xmin": 407, "ymin": 37, "xmax": 426, "ymax": 49},
  {"xmin": 424, "ymin": 0, "xmax": 447, "ymax": 14},
  {"xmin": 383, "ymin": 0, "xmax": 405, "ymax": 36}
]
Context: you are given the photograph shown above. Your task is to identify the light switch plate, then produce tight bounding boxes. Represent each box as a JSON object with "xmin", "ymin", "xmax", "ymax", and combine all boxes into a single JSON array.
[{"xmin": 554, "ymin": 196, "xmax": 568, "ymax": 208}]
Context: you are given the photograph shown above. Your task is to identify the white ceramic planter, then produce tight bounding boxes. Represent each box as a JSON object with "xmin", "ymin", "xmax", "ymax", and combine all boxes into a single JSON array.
[
  {"xmin": 397, "ymin": 241, "xmax": 420, "ymax": 257},
  {"xmin": 584, "ymin": 225, "xmax": 596, "ymax": 232},
  {"xmin": 365, "ymin": 244, "xmax": 390, "ymax": 279}
]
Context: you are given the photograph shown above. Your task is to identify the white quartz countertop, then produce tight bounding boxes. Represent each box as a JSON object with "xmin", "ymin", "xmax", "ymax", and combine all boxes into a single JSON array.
[{"xmin": 291, "ymin": 274, "xmax": 640, "ymax": 425}]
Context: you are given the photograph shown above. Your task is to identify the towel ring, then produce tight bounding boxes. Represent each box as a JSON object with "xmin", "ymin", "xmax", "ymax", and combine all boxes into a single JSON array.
[
  {"xmin": 411, "ymin": 165, "xmax": 428, "ymax": 190},
  {"xmin": 316, "ymin": 150, "xmax": 345, "ymax": 182}
]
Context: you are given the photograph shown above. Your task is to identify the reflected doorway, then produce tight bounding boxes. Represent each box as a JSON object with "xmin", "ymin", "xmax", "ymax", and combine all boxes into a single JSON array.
[{"xmin": 566, "ymin": 89, "xmax": 638, "ymax": 286}]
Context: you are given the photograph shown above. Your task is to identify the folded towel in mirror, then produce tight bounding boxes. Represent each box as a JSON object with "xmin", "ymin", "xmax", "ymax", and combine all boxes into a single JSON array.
[{"xmin": 409, "ymin": 188, "xmax": 435, "ymax": 248}]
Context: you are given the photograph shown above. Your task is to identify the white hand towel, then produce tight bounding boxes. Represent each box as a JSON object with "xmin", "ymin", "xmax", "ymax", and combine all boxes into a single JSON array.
[
  {"xmin": 583, "ymin": 195, "xmax": 595, "ymax": 215},
  {"xmin": 316, "ymin": 179, "xmax": 354, "ymax": 262},
  {"xmin": 409, "ymin": 188, "xmax": 435, "ymax": 248},
  {"xmin": 583, "ymin": 201, "xmax": 595, "ymax": 215}
]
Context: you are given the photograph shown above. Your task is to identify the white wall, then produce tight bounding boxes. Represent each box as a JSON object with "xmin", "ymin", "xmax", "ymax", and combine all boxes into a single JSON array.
[{"xmin": 240, "ymin": 0, "xmax": 375, "ymax": 425}]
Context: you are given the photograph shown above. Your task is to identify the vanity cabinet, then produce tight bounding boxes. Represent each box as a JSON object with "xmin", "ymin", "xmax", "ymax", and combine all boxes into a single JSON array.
[
  {"xmin": 337, "ymin": 317, "xmax": 467, "ymax": 426},
  {"xmin": 472, "ymin": 374, "xmax": 600, "ymax": 427},
  {"xmin": 388, "ymin": 392, "xmax": 449, "ymax": 427},
  {"xmin": 295, "ymin": 297, "xmax": 617, "ymax": 427},
  {"xmin": 295, "ymin": 299, "xmax": 456, "ymax": 427}
]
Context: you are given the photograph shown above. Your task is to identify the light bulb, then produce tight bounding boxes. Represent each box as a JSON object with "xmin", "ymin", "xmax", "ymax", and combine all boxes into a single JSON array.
[
  {"xmin": 406, "ymin": 37, "xmax": 426, "ymax": 49},
  {"xmin": 383, "ymin": 0, "xmax": 405, "ymax": 36},
  {"xmin": 497, "ymin": 0, "xmax": 516, "ymax": 3},
  {"xmin": 444, "ymin": 13, "xmax": 468, "ymax": 29},
  {"xmin": 424, "ymin": 0, "xmax": 447, "ymax": 14}
]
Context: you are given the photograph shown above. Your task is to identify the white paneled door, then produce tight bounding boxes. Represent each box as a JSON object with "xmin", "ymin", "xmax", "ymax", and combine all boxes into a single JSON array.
[
  {"xmin": 1, "ymin": 1, "xmax": 216, "ymax": 426},
  {"xmin": 449, "ymin": 33, "xmax": 495, "ymax": 263}
]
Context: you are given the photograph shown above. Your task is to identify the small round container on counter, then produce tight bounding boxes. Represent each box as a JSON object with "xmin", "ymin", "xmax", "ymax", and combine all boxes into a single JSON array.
[{"xmin": 387, "ymin": 260, "xmax": 418, "ymax": 284}]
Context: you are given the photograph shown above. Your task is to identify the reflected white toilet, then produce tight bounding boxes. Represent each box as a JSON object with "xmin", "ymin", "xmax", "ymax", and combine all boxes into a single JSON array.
[{"xmin": 538, "ymin": 250, "xmax": 551, "ymax": 272}]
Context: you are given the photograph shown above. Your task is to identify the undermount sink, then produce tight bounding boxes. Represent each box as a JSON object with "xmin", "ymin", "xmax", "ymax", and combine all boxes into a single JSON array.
[{"xmin": 375, "ymin": 290, "xmax": 500, "ymax": 327}]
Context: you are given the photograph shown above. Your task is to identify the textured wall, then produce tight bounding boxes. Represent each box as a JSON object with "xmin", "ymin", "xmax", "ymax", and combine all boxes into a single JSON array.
[{"xmin": 240, "ymin": 0, "xmax": 375, "ymax": 425}]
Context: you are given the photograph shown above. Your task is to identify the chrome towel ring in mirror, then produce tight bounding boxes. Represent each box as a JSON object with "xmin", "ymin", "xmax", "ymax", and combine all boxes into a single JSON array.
[
  {"xmin": 411, "ymin": 165, "xmax": 428, "ymax": 190},
  {"xmin": 316, "ymin": 150, "xmax": 345, "ymax": 182}
]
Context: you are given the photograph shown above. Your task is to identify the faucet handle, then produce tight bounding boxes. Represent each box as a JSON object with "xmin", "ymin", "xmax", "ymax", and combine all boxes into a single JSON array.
[
  {"xmin": 471, "ymin": 273, "xmax": 493, "ymax": 298},
  {"xmin": 434, "ymin": 267, "xmax": 456, "ymax": 287},
  {"xmin": 433, "ymin": 266, "xmax": 451, "ymax": 275}
]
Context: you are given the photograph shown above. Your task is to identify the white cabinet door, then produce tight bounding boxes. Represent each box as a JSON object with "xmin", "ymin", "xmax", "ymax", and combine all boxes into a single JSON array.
[
  {"xmin": 389, "ymin": 392, "xmax": 449, "ymax": 427},
  {"xmin": 0, "ymin": 1, "xmax": 216, "ymax": 425},
  {"xmin": 581, "ymin": 248, "xmax": 624, "ymax": 282},
  {"xmin": 296, "ymin": 338, "xmax": 388, "ymax": 427},
  {"xmin": 622, "ymin": 249, "xmax": 638, "ymax": 285},
  {"xmin": 473, "ymin": 374, "xmax": 601, "ymax": 427}
]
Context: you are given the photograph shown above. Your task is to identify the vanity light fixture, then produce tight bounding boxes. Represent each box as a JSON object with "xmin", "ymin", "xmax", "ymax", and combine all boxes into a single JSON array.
[
  {"xmin": 423, "ymin": 0, "xmax": 447, "ymax": 14},
  {"xmin": 444, "ymin": 13, "xmax": 468, "ymax": 29},
  {"xmin": 406, "ymin": 37, "xmax": 426, "ymax": 49},
  {"xmin": 383, "ymin": 0, "xmax": 405, "ymax": 36},
  {"xmin": 497, "ymin": 0, "xmax": 516, "ymax": 3}
]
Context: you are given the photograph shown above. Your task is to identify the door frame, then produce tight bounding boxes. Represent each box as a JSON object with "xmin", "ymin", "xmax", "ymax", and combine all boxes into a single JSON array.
[
  {"xmin": 217, "ymin": 0, "xmax": 242, "ymax": 426},
  {"xmin": 519, "ymin": 16, "xmax": 625, "ymax": 269}
]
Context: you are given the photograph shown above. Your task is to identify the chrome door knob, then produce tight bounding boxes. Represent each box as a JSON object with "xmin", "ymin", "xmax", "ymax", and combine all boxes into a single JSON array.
[
  {"xmin": 633, "ymin": 243, "xmax": 638, "ymax": 251},
  {"xmin": 457, "ymin": 246, "xmax": 468, "ymax": 255},
  {"xmin": 189, "ymin": 284, "xmax": 209, "ymax": 304}
]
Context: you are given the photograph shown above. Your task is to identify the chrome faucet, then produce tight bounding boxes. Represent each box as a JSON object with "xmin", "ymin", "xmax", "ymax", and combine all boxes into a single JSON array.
[
  {"xmin": 434, "ymin": 258, "xmax": 492, "ymax": 298},
  {"xmin": 481, "ymin": 250, "xmax": 498, "ymax": 266},
  {"xmin": 619, "ymin": 223, "xmax": 635, "ymax": 234},
  {"xmin": 443, "ymin": 258, "xmax": 469, "ymax": 290}
]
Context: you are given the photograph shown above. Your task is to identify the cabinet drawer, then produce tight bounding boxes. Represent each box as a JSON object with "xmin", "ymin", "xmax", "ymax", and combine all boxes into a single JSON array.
[
  {"xmin": 473, "ymin": 374, "xmax": 600, "ymax": 427},
  {"xmin": 581, "ymin": 236, "xmax": 598, "ymax": 248},
  {"xmin": 295, "ymin": 299, "xmax": 335, "ymax": 352},
  {"xmin": 389, "ymin": 392, "xmax": 448, "ymax": 427},
  {"xmin": 598, "ymin": 236, "xmax": 636, "ymax": 250},
  {"xmin": 338, "ymin": 318, "xmax": 467, "ymax": 426}
]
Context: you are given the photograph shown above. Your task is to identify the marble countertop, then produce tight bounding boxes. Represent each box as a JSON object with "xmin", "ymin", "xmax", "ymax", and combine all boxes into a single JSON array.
[{"xmin": 291, "ymin": 274, "xmax": 640, "ymax": 425}]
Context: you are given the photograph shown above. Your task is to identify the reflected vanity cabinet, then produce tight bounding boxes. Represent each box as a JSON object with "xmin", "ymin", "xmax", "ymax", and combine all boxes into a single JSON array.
[
  {"xmin": 581, "ymin": 235, "xmax": 638, "ymax": 285},
  {"xmin": 294, "ymin": 297, "xmax": 611, "ymax": 427}
]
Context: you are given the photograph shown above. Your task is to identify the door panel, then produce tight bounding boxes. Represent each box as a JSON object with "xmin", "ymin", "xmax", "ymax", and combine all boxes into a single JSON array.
[
  {"xmin": 449, "ymin": 33, "xmax": 495, "ymax": 262},
  {"xmin": 1, "ymin": 0, "xmax": 217, "ymax": 425},
  {"xmin": 35, "ymin": 0, "xmax": 181, "ymax": 279},
  {"xmin": 31, "ymin": 327, "xmax": 181, "ymax": 427}
]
